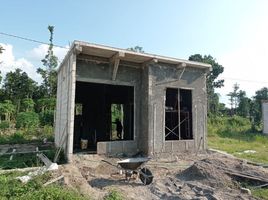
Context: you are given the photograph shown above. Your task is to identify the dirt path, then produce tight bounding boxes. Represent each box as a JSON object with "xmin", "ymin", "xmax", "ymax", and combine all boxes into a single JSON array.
[{"xmin": 57, "ymin": 152, "xmax": 267, "ymax": 200}]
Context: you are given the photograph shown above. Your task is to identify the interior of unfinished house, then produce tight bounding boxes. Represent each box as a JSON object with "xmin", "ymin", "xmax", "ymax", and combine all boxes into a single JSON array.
[{"xmin": 54, "ymin": 41, "xmax": 211, "ymax": 159}]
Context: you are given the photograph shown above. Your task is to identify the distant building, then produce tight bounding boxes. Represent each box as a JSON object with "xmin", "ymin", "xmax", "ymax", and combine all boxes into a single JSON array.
[
  {"xmin": 54, "ymin": 41, "xmax": 211, "ymax": 160},
  {"xmin": 262, "ymin": 101, "xmax": 268, "ymax": 134}
]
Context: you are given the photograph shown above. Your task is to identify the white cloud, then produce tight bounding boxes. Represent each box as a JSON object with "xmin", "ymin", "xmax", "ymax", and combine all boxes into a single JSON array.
[
  {"xmin": 27, "ymin": 44, "xmax": 69, "ymax": 64},
  {"xmin": 217, "ymin": 14, "xmax": 268, "ymax": 106},
  {"xmin": 0, "ymin": 43, "xmax": 42, "ymax": 82},
  {"xmin": 0, "ymin": 43, "xmax": 69, "ymax": 84}
]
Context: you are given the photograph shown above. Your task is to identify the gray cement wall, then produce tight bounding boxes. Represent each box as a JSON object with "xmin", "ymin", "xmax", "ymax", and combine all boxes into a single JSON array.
[
  {"xmin": 147, "ymin": 63, "xmax": 207, "ymax": 155},
  {"xmin": 262, "ymin": 102, "xmax": 268, "ymax": 134},
  {"xmin": 55, "ymin": 51, "xmax": 77, "ymax": 159}
]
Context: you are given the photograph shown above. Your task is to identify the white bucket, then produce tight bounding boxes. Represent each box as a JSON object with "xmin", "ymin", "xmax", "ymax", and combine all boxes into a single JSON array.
[{"xmin": 80, "ymin": 139, "xmax": 88, "ymax": 150}]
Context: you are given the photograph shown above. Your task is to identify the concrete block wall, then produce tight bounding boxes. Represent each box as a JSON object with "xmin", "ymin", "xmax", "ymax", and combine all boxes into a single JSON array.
[
  {"xmin": 55, "ymin": 52, "xmax": 77, "ymax": 157},
  {"xmin": 147, "ymin": 63, "xmax": 207, "ymax": 155}
]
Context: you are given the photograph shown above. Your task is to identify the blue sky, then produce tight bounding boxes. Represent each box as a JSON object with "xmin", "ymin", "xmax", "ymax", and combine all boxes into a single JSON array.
[{"xmin": 1, "ymin": 0, "xmax": 268, "ymax": 105}]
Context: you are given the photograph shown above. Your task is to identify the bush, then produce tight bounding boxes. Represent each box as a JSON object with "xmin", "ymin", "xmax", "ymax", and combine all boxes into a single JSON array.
[
  {"xmin": 16, "ymin": 112, "xmax": 40, "ymax": 129},
  {"xmin": 208, "ymin": 115, "xmax": 252, "ymax": 137},
  {"xmin": 0, "ymin": 121, "xmax": 10, "ymax": 130},
  {"xmin": 39, "ymin": 110, "xmax": 54, "ymax": 126},
  {"xmin": 0, "ymin": 173, "xmax": 86, "ymax": 200}
]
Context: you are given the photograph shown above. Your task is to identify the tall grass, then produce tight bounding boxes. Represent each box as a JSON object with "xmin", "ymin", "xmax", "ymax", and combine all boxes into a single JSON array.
[{"xmin": 208, "ymin": 115, "xmax": 268, "ymax": 163}]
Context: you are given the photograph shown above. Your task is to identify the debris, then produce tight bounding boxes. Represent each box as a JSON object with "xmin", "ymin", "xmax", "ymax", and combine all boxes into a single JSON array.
[
  {"xmin": 254, "ymin": 183, "xmax": 268, "ymax": 188},
  {"xmin": 9, "ymin": 148, "xmax": 16, "ymax": 160},
  {"xmin": 37, "ymin": 153, "xmax": 59, "ymax": 170},
  {"xmin": 43, "ymin": 175, "xmax": 64, "ymax": 186},
  {"xmin": 16, "ymin": 153, "xmax": 59, "ymax": 183},
  {"xmin": 243, "ymin": 150, "xmax": 256, "ymax": 154},
  {"xmin": 241, "ymin": 187, "xmax": 251, "ymax": 195}
]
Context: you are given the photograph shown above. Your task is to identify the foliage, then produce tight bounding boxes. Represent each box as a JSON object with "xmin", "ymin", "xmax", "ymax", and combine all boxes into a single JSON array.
[
  {"xmin": 21, "ymin": 98, "xmax": 35, "ymax": 112},
  {"xmin": 0, "ymin": 172, "xmax": 86, "ymax": 200},
  {"xmin": 189, "ymin": 54, "xmax": 224, "ymax": 114},
  {"xmin": 0, "ymin": 45, "xmax": 4, "ymax": 54},
  {"xmin": 208, "ymin": 115, "xmax": 251, "ymax": 137},
  {"xmin": 251, "ymin": 87, "xmax": 268, "ymax": 128},
  {"xmin": 0, "ymin": 126, "xmax": 54, "ymax": 145},
  {"xmin": 0, "ymin": 100, "xmax": 15, "ymax": 121},
  {"xmin": 16, "ymin": 112, "xmax": 40, "ymax": 129},
  {"xmin": 0, "ymin": 121, "xmax": 10, "ymax": 130},
  {"xmin": 3, "ymin": 69, "xmax": 37, "ymax": 105},
  {"xmin": 104, "ymin": 190, "xmax": 123, "ymax": 200},
  {"xmin": 0, "ymin": 149, "xmax": 65, "ymax": 169},
  {"xmin": 39, "ymin": 110, "xmax": 54, "ymax": 126},
  {"xmin": 208, "ymin": 115, "xmax": 268, "ymax": 164},
  {"xmin": 251, "ymin": 188, "xmax": 268, "ymax": 200},
  {"xmin": 36, "ymin": 97, "xmax": 56, "ymax": 112},
  {"xmin": 37, "ymin": 25, "xmax": 58, "ymax": 97},
  {"xmin": 127, "ymin": 46, "xmax": 145, "ymax": 53}
]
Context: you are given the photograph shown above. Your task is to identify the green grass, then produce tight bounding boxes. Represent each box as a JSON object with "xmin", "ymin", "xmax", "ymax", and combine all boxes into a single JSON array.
[
  {"xmin": 208, "ymin": 133, "xmax": 268, "ymax": 164},
  {"xmin": 251, "ymin": 188, "xmax": 268, "ymax": 200},
  {"xmin": 104, "ymin": 190, "xmax": 123, "ymax": 200},
  {"xmin": 208, "ymin": 115, "xmax": 268, "ymax": 199},
  {"xmin": 0, "ymin": 126, "xmax": 54, "ymax": 145},
  {"xmin": 0, "ymin": 172, "xmax": 88, "ymax": 200}
]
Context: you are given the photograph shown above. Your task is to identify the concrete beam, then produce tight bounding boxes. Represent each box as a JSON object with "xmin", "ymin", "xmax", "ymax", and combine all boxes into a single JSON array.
[
  {"xmin": 110, "ymin": 52, "xmax": 125, "ymax": 80},
  {"xmin": 74, "ymin": 44, "xmax": 82, "ymax": 55},
  {"xmin": 142, "ymin": 58, "xmax": 158, "ymax": 69}
]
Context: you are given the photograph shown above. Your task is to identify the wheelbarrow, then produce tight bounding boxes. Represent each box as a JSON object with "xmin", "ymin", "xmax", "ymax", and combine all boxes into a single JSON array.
[{"xmin": 117, "ymin": 157, "xmax": 153, "ymax": 185}]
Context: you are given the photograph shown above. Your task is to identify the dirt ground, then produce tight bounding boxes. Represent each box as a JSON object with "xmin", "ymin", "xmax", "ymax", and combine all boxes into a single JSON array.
[{"xmin": 57, "ymin": 152, "xmax": 268, "ymax": 200}]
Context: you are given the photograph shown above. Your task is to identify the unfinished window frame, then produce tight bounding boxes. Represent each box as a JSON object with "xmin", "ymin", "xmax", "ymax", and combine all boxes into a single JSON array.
[{"xmin": 164, "ymin": 87, "xmax": 194, "ymax": 141}]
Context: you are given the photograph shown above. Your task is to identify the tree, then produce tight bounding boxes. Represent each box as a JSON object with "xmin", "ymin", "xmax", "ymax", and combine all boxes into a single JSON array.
[
  {"xmin": 227, "ymin": 83, "xmax": 240, "ymax": 115},
  {"xmin": 21, "ymin": 98, "xmax": 35, "ymax": 112},
  {"xmin": 251, "ymin": 87, "xmax": 268, "ymax": 128},
  {"xmin": 3, "ymin": 68, "xmax": 37, "ymax": 111},
  {"xmin": 237, "ymin": 90, "xmax": 251, "ymax": 118},
  {"xmin": 188, "ymin": 54, "xmax": 224, "ymax": 114},
  {"xmin": 127, "ymin": 46, "xmax": 145, "ymax": 53},
  {"xmin": 0, "ymin": 45, "xmax": 4, "ymax": 54},
  {"xmin": 37, "ymin": 25, "xmax": 58, "ymax": 97},
  {"xmin": 0, "ymin": 100, "xmax": 15, "ymax": 122}
]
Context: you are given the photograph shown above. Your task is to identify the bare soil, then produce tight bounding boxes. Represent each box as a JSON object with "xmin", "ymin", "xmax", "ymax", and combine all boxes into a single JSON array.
[{"xmin": 57, "ymin": 152, "xmax": 268, "ymax": 200}]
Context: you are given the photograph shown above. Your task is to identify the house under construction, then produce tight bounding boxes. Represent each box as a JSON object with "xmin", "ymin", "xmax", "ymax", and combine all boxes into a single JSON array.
[{"xmin": 54, "ymin": 41, "xmax": 211, "ymax": 159}]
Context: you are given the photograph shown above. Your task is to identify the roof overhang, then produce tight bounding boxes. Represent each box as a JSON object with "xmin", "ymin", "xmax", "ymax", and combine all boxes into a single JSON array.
[{"xmin": 58, "ymin": 40, "xmax": 212, "ymax": 72}]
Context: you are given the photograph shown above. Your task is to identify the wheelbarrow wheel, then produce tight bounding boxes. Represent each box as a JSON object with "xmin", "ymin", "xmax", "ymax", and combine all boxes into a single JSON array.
[{"xmin": 139, "ymin": 167, "xmax": 153, "ymax": 185}]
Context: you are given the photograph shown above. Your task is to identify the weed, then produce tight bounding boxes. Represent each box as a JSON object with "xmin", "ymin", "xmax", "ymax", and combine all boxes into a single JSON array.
[{"xmin": 104, "ymin": 190, "xmax": 123, "ymax": 200}]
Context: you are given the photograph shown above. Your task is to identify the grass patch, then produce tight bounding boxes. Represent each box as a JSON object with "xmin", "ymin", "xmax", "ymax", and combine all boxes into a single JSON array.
[
  {"xmin": 208, "ymin": 115, "xmax": 268, "ymax": 164},
  {"xmin": 208, "ymin": 133, "xmax": 268, "ymax": 164},
  {"xmin": 0, "ymin": 126, "xmax": 54, "ymax": 145},
  {"xmin": 251, "ymin": 188, "xmax": 268, "ymax": 200},
  {"xmin": 208, "ymin": 115, "xmax": 268, "ymax": 199},
  {"xmin": 104, "ymin": 189, "xmax": 123, "ymax": 200},
  {"xmin": 0, "ymin": 172, "xmax": 88, "ymax": 200}
]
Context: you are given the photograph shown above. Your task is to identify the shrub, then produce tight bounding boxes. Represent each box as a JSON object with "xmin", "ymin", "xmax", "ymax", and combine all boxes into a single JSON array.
[
  {"xmin": 16, "ymin": 112, "xmax": 40, "ymax": 129},
  {"xmin": 0, "ymin": 121, "xmax": 10, "ymax": 130},
  {"xmin": 39, "ymin": 110, "xmax": 54, "ymax": 126},
  {"xmin": 208, "ymin": 115, "xmax": 252, "ymax": 137}
]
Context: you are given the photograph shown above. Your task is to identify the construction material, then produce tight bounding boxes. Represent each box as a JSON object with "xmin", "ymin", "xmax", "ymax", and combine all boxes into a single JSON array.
[
  {"xmin": 81, "ymin": 139, "xmax": 88, "ymax": 150},
  {"xmin": 43, "ymin": 175, "xmax": 64, "ymax": 186}
]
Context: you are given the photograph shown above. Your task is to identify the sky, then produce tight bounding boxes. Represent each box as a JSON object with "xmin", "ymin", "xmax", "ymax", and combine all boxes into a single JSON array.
[{"xmin": 0, "ymin": 0, "xmax": 268, "ymax": 106}]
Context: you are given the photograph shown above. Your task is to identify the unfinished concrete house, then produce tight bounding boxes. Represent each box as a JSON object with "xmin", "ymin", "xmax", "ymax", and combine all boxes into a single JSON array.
[{"xmin": 54, "ymin": 41, "xmax": 211, "ymax": 159}]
